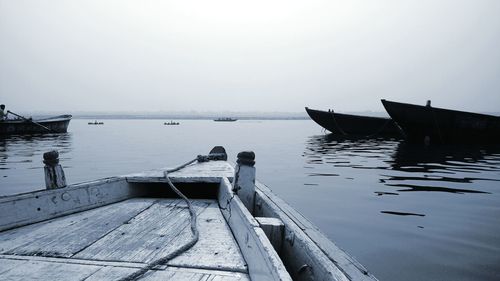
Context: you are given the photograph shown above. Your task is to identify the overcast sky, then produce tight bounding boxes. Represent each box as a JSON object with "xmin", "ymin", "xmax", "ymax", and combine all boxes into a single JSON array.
[{"xmin": 1, "ymin": 0, "xmax": 499, "ymax": 113}]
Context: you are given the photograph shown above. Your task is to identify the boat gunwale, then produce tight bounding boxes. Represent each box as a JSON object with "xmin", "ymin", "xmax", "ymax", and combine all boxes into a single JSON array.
[
  {"xmin": 0, "ymin": 161, "xmax": 377, "ymax": 281},
  {"xmin": 0, "ymin": 115, "xmax": 72, "ymax": 124},
  {"xmin": 305, "ymin": 107, "xmax": 391, "ymax": 121},
  {"xmin": 381, "ymin": 99, "xmax": 500, "ymax": 120}
]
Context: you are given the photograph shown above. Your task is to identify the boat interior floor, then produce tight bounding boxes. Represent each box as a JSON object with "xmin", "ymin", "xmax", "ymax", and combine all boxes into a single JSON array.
[{"xmin": 0, "ymin": 198, "xmax": 250, "ymax": 280}]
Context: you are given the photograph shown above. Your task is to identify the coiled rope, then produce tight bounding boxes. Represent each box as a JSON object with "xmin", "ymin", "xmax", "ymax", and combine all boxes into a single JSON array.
[{"xmin": 119, "ymin": 157, "xmax": 202, "ymax": 281}]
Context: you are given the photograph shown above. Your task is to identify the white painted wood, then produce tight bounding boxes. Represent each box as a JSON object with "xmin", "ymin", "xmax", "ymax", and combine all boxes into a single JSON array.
[
  {"xmin": 233, "ymin": 164, "xmax": 256, "ymax": 214},
  {"xmin": 74, "ymin": 199, "xmax": 247, "ymax": 273},
  {"xmin": 0, "ymin": 159, "xmax": 377, "ymax": 281},
  {"xmin": 167, "ymin": 201, "xmax": 247, "ymax": 273},
  {"xmin": 218, "ymin": 178, "xmax": 292, "ymax": 281},
  {"xmin": 0, "ymin": 258, "xmax": 103, "ymax": 280},
  {"xmin": 83, "ymin": 266, "xmax": 139, "ymax": 281},
  {"xmin": 139, "ymin": 266, "xmax": 250, "ymax": 281},
  {"xmin": 254, "ymin": 181, "xmax": 378, "ymax": 281},
  {"xmin": 126, "ymin": 161, "xmax": 234, "ymax": 183},
  {"xmin": 0, "ymin": 177, "xmax": 137, "ymax": 232},
  {"xmin": 256, "ymin": 217, "xmax": 284, "ymax": 255},
  {"xmin": 0, "ymin": 255, "xmax": 140, "ymax": 280},
  {"xmin": 0, "ymin": 254, "xmax": 147, "ymax": 269},
  {"xmin": 0, "ymin": 199, "xmax": 155, "ymax": 257},
  {"xmin": 0, "ymin": 255, "xmax": 249, "ymax": 281}
]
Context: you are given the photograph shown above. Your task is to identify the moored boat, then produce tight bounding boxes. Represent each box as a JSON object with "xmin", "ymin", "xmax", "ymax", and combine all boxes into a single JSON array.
[
  {"xmin": 0, "ymin": 147, "xmax": 377, "ymax": 281},
  {"xmin": 214, "ymin": 117, "xmax": 237, "ymax": 122},
  {"xmin": 381, "ymin": 99, "xmax": 500, "ymax": 144},
  {"xmin": 305, "ymin": 107, "xmax": 402, "ymax": 137},
  {"xmin": 0, "ymin": 115, "xmax": 72, "ymax": 135}
]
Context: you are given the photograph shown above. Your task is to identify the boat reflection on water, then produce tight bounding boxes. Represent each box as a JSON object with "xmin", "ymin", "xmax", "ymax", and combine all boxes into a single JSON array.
[
  {"xmin": 303, "ymin": 133, "xmax": 500, "ymax": 281},
  {"xmin": 304, "ymin": 133, "xmax": 500, "ymax": 196},
  {"xmin": 0, "ymin": 133, "xmax": 72, "ymax": 171},
  {"xmin": 385, "ymin": 142, "xmax": 500, "ymax": 194}
]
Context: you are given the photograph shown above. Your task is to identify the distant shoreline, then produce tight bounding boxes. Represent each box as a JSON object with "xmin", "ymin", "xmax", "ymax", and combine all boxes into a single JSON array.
[{"xmin": 73, "ymin": 115, "xmax": 310, "ymax": 120}]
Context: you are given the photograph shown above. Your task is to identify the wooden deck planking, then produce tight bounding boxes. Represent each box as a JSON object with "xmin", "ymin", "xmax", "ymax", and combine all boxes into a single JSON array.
[
  {"xmin": 141, "ymin": 266, "xmax": 250, "ymax": 281},
  {"xmin": 0, "ymin": 258, "xmax": 103, "ymax": 280},
  {"xmin": 0, "ymin": 198, "xmax": 155, "ymax": 257},
  {"xmin": 74, "ymin": 199, "xmax": 247, "ymax": 272},
  {"xmin": 74, "ymin": 199, "xmax": 196, "ymax": 262},
  {"xmin": 0, "ymin": 255, "xmax": 249, "ymax": 281},
  {"xmin": 167, "ymin": 201, "xmax": 248, "ymax": 272},
  {"xmin": 126, "ymin": 161, "xmax": 234, "ymax": 183}
]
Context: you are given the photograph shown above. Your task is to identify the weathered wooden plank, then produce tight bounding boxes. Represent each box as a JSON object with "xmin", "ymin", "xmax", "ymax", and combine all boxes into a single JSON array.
[
  {"xmin": 256, "ymin": 217, "xmax": 284, "ymax": 255},
  {"xmin": 0, "ymin": 177, "xmax": 137, "ymax": 232},
  {"xmin": 126, "ymin": 161, "xmax": 234, "ymax": 183},
  {"xmin": 141, "ymin": 266, "xmax": 250, "ymax": 281},
  {"xmin": 0, "ymin": 258, "xmax": 102, "ymax": 280},
  {"xmin": 0, "ymin": 254, "xmax": 147, "ymax": 269},
  {"xmin": 0, "ymin": 255, "xmax": 249, "ymax": 281},
  {"xmin": 218, "ymin": 178, "xmax": 292, "ymax": 281},
  {"xmin": 75, "ymin": 199, "xmax": 247, "ymax": 272},
  {"xmin": 254, "ymin": 181, "xmax": 378, "ymax": 281},
  {"xmin": 83, "ymin": 266, "xmax": 139, "ymax": 281},
  {"xmin": 74, "ymin": 199, "xmax": 196, "ymax": 262},
  {"xmin": 0, "ymin": 258, "xmax": 21, "ymax": 275},
  {"xmin": 0, "ymin": 255, "xmax": 139, "ymax": 280},
  {"xmin": 167, "ymin": 201, "xmax": 247, "ymax": 273},
  {"xmin": 0, "ymin": 199, "xmax": 155, "ymax": 257},
  {"xmin": 127, "ymin": 176, "xmax": 223, "ymax": 184}
]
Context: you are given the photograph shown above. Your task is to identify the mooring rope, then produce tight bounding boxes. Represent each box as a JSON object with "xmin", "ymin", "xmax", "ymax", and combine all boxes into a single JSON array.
[
  {"xmin": 119, "ymin": 158, "xmax": 200, "ymax": 281},
  {"xmin": 329, "ymin": 110, "xmax": 348, "ymax": 136}
]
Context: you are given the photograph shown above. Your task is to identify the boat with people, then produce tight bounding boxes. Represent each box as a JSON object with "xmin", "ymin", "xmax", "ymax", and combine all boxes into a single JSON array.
[
  {"xmin": 0, "ymin": 147, "xmax": 377, "ymax": 281},
  {"xmin": 214, "ymin": 117, "xmax": 237, "ymax": 122},
  {"xmin": 164, "ymin": 121, "xmax": 180, "ymax": 125},
  {"xmin": 305, "ymin": 107, "xmax": 402, "ymax": 137},
  {"xmin": 0, "ymin": 112, "xmax": 72, "ymax": 135},
  {"xmin": 88, "ymin": 120, "xmax": 104, "ymax": 125},
  {"xmin": 381, "ymin": 99, "xmax": 500, "ymax": 144}
]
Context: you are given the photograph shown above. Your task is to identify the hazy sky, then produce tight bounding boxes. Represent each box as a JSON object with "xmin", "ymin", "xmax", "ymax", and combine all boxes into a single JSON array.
[{"xmin": 1, "ymin": 0, "xmax": 499, "ymax": 113}]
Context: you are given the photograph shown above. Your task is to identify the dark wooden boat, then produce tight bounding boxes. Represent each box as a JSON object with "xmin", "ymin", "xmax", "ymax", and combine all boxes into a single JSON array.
[
  {"xmin": 214, "ymin": 118, "xmax": 237, "ymax": 122},
  {"xmin": 381, "ymin": 99, "xmax": 500, "ymax": 144},
  {"xmin": 305, "ymin": 107, "xmax": 402, "ymax": 136},
  {"xmin": 0, "ymin": 115, "xmax": 72, "ymax": 135}
]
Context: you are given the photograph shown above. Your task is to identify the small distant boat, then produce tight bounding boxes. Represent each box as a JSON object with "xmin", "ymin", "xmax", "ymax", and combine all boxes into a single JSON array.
[
  {"xmin": 164, "ymin": 121, "xmax": 180, "ymax": 125},
  {"xmin": 214, "ymin": 117, "xmax": 237, "ymax": 122},
  {"xmin": 88, "ymin": 121, "xmax": 104, "ymax": 125},
  {"xmin": 0, "ymin": 115, "xmax": 72, "ymax": 135},
  {"xmin": 381, "ymin": 99, "xmax": 500, "ymax": 144},
  {"xmin": 305, "ymin": 107, "xmax": 402, "ymax": 137}
]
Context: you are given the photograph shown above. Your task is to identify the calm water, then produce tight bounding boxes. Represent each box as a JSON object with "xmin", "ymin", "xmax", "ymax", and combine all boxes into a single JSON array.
[{"xmin": 1, "ymin": 119, "xmax": 500, "ymax": 281}]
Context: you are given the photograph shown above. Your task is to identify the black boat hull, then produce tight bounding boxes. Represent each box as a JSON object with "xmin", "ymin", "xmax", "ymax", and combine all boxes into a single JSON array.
[
  {"xmin": 381, "ymin": 100, "xmax": 500, "ymax": 144},
  {"xmin": 305, "ymin": 107, "xmax": 402, "ymax": 136},
  {"xmin": 0, "ymin": 115, "xmax": 72, "ymax": 135}
]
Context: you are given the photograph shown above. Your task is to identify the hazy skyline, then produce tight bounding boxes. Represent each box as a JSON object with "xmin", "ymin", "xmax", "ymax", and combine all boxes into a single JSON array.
[{"xmin": 1, "ymin": 0, "xmax": 499, "ymax": 113}]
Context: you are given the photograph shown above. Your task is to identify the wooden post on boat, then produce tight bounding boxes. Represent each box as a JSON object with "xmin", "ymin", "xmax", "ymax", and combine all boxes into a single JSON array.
[
  {"xmin": 233, "ymin": 151, "xmax": 256, "ymax": 214},
  {"xmin": 43, "ymin": 150, "xmax": 67, "ymax": 189}
]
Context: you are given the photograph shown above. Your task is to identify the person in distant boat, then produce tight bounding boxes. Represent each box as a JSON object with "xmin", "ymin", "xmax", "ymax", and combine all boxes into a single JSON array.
[{"xmin": 0, "ymin": 104, "xmax": 7, "ymax": 121}]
